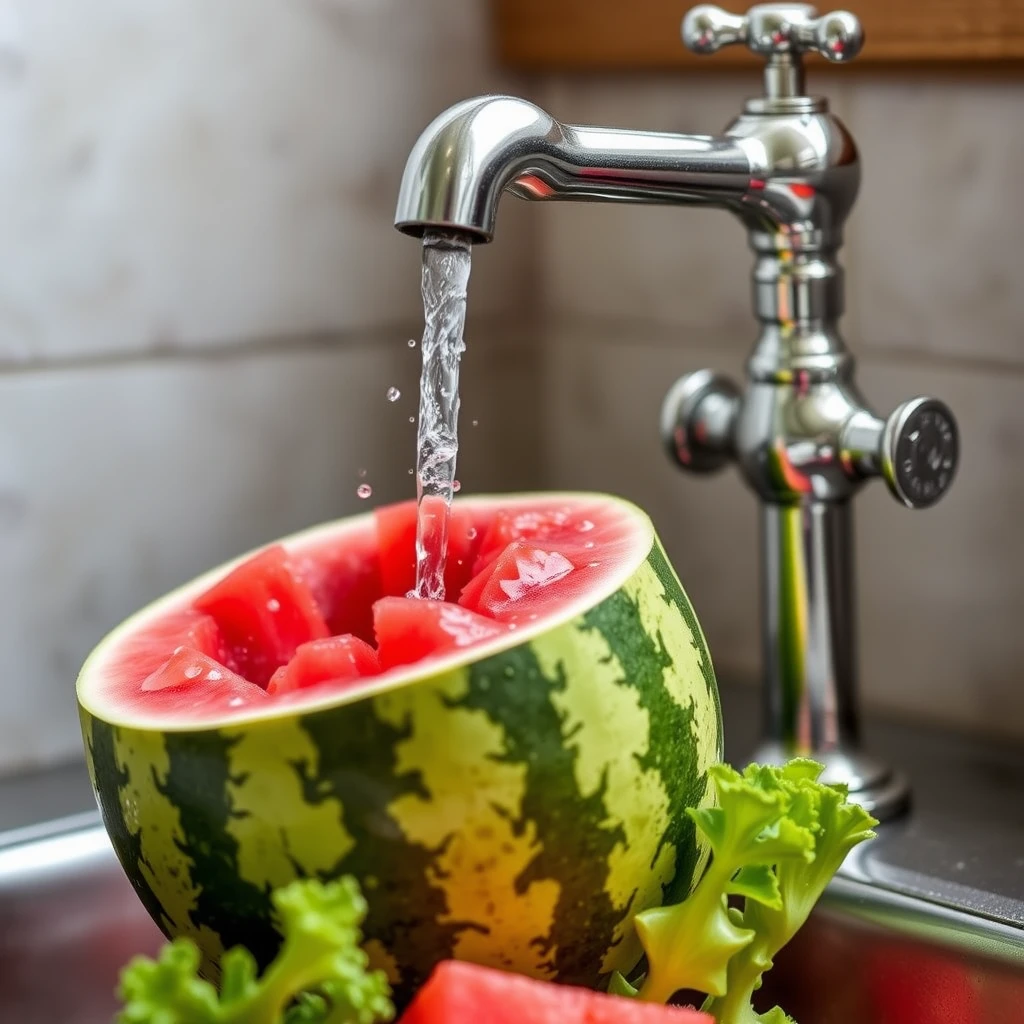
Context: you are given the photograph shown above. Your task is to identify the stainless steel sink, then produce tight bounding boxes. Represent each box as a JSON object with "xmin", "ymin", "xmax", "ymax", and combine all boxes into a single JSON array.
[{"xmin": 1, "ymin": 684, "xmax": 1020, "ymax": 1023}]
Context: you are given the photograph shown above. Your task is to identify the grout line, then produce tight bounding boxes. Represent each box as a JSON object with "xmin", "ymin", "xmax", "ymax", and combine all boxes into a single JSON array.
[
  {"xmin": 0, "ymin": 314, "xmax": 530, "ymax": 379},
  {"xmin": 539, "ymin": 311, "xmax": 1024, "ymax": 379}
]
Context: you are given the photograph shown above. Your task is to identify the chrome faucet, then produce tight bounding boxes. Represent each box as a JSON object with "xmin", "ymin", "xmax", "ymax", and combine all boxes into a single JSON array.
[{"xmin": 394, "ymin": 3, "xmax": 959, "ymax": 820}]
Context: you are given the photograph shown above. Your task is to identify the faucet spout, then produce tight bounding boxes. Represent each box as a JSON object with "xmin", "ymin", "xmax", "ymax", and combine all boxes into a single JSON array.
[{"xmin": 394, "ymin": 95, "xmax": 754, "ymax": 242}]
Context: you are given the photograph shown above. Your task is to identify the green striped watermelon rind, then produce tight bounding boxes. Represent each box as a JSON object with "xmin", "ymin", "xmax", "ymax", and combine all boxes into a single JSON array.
[{"xmin": 78, "ymin": 493, "xmax": 723, "ymax": 1006}]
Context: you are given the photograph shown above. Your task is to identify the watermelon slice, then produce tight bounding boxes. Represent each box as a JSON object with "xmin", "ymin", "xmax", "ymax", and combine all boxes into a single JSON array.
[
  {"xmin": 77, "ymin": 493, "xmax": 722, "ymax": 1007},
  {"xmin": 400, "ymin": 961, "xmax": 712, "ymax": 1024}
]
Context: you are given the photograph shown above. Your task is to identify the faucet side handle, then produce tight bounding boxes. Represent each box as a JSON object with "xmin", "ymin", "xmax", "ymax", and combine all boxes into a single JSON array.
[
  {"xmin": 661, "ymin": 370, "xmax": 741, "ymax": 474},
  {"xmin": 683, "ymin": 4, "xmax": 864, "ymax": 97},
  {"xmin": 841, "ymin": 398, "xmax": 960, "ymax": 510}
]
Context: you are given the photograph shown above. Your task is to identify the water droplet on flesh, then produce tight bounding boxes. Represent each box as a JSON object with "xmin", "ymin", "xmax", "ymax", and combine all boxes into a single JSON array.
[
  {"xmin": 578, "ymin": 519, "xmax": 595, "ymax": 532},
  {"xmin": 183, "ymin": 663, "xmax": 202, "ymax": 680},
  {"xmin": 228, "ymin": 696, "xmax": 245, "ymax": 707},
  {"xmin": 386, "ymin": 386, "xmax": 401, "ymax": 402},
  {"xmin": 207, "ymin": 669, "xmax": 223, "ymax": 681},
  {"xmin": 357, "ymin": 483, "xmax": 373, "ymax": 499},
  {"xmin": 467, "ymin": 526, "xmax": 477, "ymax": 539},
  {"xmin": 267, "ymin": 598, "xmax": 281, "ymax": 612}
]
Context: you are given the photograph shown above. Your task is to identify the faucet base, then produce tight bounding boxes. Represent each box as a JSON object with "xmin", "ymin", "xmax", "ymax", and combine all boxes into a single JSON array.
[{"xmin": 750, "ymin": 741, "xmax": 912, "ymax": 822}]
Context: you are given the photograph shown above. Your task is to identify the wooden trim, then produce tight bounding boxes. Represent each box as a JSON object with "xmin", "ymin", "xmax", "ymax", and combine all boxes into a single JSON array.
[{"xmin": 494, "ymin": 0, "xmax": 1024, "ymax": 70}]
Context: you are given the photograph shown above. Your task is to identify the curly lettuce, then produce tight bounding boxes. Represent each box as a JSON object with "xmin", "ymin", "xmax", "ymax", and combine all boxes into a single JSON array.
[
  {"xmin": 613, "ymin": 759, "xmax": 877, "ymax": 1024},
  {"xmin": 116, "ymin": 877, "xmax": 394, "ymax": 1024}
]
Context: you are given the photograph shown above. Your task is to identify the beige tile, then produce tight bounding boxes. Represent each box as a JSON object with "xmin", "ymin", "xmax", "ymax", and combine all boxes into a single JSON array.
[
  {"xmin": 854, "ymin": 355, "xmax": 1024, "ymax": 740},
  {"xmin": 536, "ymin": 75, "xmax": 756, "ymax": 343},
  {"xmin": 541, "ymin": 323, "xmax": 1024, "ymax": 741},
  {"xmin": 0, "ymin": 316, "xmax": 542, "ymax": 774},
  {"xmin": 843, "ymin": 76, "xmax": 1024, "ymax": 366},
  {"xmin": 0, "ymin": 0, "xmax": 533, "ymax": 365},
  {"xmin": 541, "ymin": 322, "xmax": 760, "ymax": 679}
]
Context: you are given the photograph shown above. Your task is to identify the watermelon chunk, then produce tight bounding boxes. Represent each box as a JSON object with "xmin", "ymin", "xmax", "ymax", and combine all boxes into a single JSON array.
[
  {"xmin": 375, "ymin": 497, "xmax": 483, "ymax": 600},
  {"xmin": 374, "ymin": 597, "xmax": 510, "ymax": 670},
  {"xmin": 139, "ymin": 648, "xmax": 268, "ymax": 712},
  {"xmin": 472, "ymin": 504, "xmax": 591, "ymax": 575},
  {"xmin": 459, "ymin": 541, "xmax": 581, "ymax": 624},
  {"xmin": 292, "ymin": 526, "xmax": 381, "ymax": 644},
  {"xmin": 113, "ymin": 608, "xmax": 227, "ymax": 681},
  {"xmin": 266, "ymin": 635, "xmax": 380, "ymax": 695},
  {"xmin": 400, "ymin": 961, "xmax": 712, "ymax": 1024},
  {"xmin": 195, "ymin": 544, "xmax": 330, "ymax": 687}
]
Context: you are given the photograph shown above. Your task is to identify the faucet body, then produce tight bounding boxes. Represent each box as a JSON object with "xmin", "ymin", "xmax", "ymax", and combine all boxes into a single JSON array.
[{"xmin": 394, "ymin": 4, "xmax": 959, "ymax": 820}]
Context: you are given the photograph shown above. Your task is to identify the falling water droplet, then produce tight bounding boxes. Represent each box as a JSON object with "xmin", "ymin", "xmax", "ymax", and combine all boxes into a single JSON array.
[
  {"xmin": 357, "ymin": 483, "xmax": 373, "ymax": 499},
  {"xmin": 407, "ymin": 467, "xmax": 414, "ymax": 475},
  {"xmin": 452, "ymin": 480, "xmax": 461, "ymax": 493},
  {"xmin": 471, "ymin": 419, "xmax": 479, "ymax": 428},
  {"xmin": 357, "ymin": 467, "xmax": 367, "ymax": 478},
  {"xmin": 407, "ymin": 338, "xmax": 417, "ymax": 348},
  {"xmin": 409, "ymin": 416, "xmax": 415, "ymax": 424},
  {"xmin": 386, "ymin": 386, "xmax": 401, "ymax": 402}
]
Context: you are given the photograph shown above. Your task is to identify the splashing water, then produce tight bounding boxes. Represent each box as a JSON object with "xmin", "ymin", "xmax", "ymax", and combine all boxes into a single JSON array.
[{"xmin": 413, "ymin": 232, "xmax": 472, "ymax": 599}]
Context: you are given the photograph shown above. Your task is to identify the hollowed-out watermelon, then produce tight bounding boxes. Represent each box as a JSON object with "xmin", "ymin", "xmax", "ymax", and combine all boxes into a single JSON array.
[{"xmin": 77, "ymin": 492, "xmax": 722, "ymax": 1007}]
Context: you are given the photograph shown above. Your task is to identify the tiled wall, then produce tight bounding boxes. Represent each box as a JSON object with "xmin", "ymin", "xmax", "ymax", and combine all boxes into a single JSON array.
[
  {"xmin": 3, "ymin": 3, "xmax": 1021, "ymax": 778},
  {"xmin": 0, "ymin": 0, "xmax": 541, "ymax": 774},
  {"xmin": 533, "ymin": 72, "xmax": 1024, "ymax": 742}
]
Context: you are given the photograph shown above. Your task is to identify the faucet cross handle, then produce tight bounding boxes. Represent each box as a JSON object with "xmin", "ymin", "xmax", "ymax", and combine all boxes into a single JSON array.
[{"xmin": 683, "ymin": 4, "xmax": 863, "ymax": 97}]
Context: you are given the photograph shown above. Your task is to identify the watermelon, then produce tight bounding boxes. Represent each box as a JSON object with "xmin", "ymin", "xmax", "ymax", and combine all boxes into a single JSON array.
[
  {"xmin": 77, "ymin": 493, "xmax": 722, "ymax": 1007},
  {"xmin": 400, "ymin": 960, "xmax": 713, "ymax": 1023}
]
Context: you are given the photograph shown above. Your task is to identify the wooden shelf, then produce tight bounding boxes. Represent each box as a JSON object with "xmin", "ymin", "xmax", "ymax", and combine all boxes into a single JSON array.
[{"xmin": 494, "ymin": 0, "xmax": 1024, "ymax": 70}]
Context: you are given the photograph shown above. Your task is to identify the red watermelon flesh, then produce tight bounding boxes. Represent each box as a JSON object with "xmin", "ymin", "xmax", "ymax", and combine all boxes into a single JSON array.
[
  {"xmin": 399, "ymin": 960, "xmax": 712, "ymax": 1024},
  {"xmin": 266, "ymin": 635, "xmax": 380, "ymax": 696},
  {"xmin": 375, "ymin": 496, "xmax": 482, "ymax": 600},
  {"xmin": 374, "ymin": 597, "xmax": 510, "ymax": 671},
  {"xmin": 111, "ymin": 608, "xmax": 228, "ymax": 681},
  {"xmin": 194, "ymin": 544, "xmax": 330, "ymax": 687},
  {"xmin": 136, "ymin": 649, "xmax": 268, "ymax": 715},
  {"xmin": 471, "ymin": 506, "xmax": 597, "ymax": 575},
  {"xmin": 458, "ymin": 541, "xmax": 583, "ymax": 625},
  {"xmin": 94, "ymin": 494, "xmax": 642, "ymax": 723}
]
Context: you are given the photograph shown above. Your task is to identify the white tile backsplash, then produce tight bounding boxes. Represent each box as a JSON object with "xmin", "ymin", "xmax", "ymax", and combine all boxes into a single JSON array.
[{"xmin": 0, "ymin": 0, "xmax": 533, "ymax": 365}]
